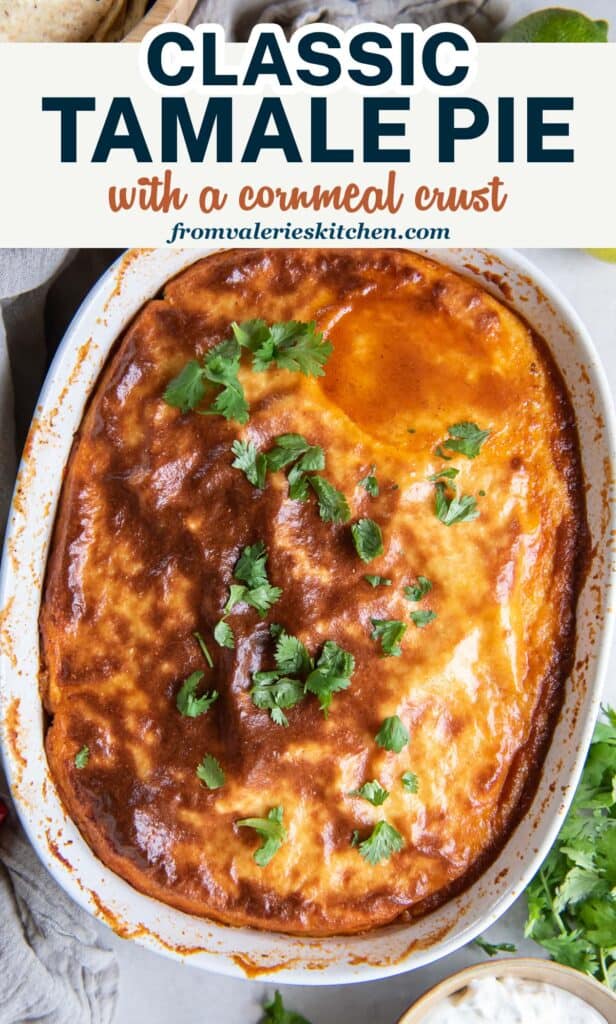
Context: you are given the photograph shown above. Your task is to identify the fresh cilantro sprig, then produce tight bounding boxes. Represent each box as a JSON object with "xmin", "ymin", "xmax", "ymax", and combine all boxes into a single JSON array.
[
  {"xmin": 434, "ymin": 480, "xmax": 479, "ymax": 526},
  {"xmin": 410, "ymin": 609, "xmax": 437, "ymax": 629},
  {"xmin": 474, "ymin": 936, "xmax": 517, "ymax": 957},
  {"xmin": 364, "ymin": 575, "xmax": 392, "ymax": 588},
  {"xmin": 352, "ymin": 518, "xmax": 384, "ymax": 563},
  {"xmin": 250, "ymin": 631, "xmax": 354, "ymax": 723},
  {"xmin": 74, "ymin": 745, "xmax": 89, "ymax": 769},
  {"xmin": 176, "ymin": 671, "xmax": 219, "ymax": 718},
  {"xmin": 196, "ymin": 754, "xmax": 225, "ymax": 790},
  {"xmin": 359, "ymin": 465, "xmax": 379, "ymax": 497},
  {"xmin": 164, "ymin": 338, "xmax": 249, "ymax": 424},
  {"xmin": 231, "ymin": 439, "xmax": 268, "ymax": 489},
  {"xmin": 357, "ymin": 821, "xmax": 405, "ymax": 865},
  {"xmin": 237, "ymin": 805, "xmax": 287, "ymax": 867},
  {"xmin": 375, "ymin": 715, "xmax": 409, "ymax": 753},
  {"xmin": 263, "ymin": 433, "xmax": 350, "ymax": 522},
  {"xmin": 404, "ymin": 576, "xmax": 432, "ymax": 602},
  {"xmin": 261, "ymin": 991, "xmax": 312, "ymax": 1024},
  {"xmin": 304, "ymin": 641, "xmax": 355, "ymax": 716},
  {"xmin": 401, "ymin": 771, "xmax": 419, "ymax": 793},
  {"xmin": 371, "ymin": 619, "xmax": 407, "ymax": 657},
  {"xmin": 232, "ymin": 319, "xmax": 332, "ymax": 377},
  {"xmin": 349, "ymin": 780, "xmax": 389, "ymax": 806},
  {"xmin": 163, "ymin": 320, "xmax": 332, "ymax": 424},
  {"xmin": 524, "ymin": 705, "xmax": 616, "ymax": 989},
  {"xmin": 439, "ymin": 421, "xmax": 490, "ymax": 460},
  {"xmin": 215, "ymin": 542, "xmax": 282, "ymax": 647}
]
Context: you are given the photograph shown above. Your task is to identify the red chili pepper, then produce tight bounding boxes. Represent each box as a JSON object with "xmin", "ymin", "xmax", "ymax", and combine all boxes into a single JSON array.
[{"xmin": 0, "ymin": 798, "xmax": 8, "ymax": 826}]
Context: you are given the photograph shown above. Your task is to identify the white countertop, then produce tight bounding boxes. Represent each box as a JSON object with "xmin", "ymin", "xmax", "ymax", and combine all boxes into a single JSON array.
[{"xmin": 99, "ymin": 245, "xmax": 616, "ymax": 1023}]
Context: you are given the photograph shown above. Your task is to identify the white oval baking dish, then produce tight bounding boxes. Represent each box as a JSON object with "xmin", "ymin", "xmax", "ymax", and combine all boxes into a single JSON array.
[{"xmin": 1, "ymin": 248, "xmax": 614, "ymax": 985}]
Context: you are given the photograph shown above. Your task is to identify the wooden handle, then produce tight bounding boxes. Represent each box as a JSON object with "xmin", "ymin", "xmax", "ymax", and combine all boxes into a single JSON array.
[{"xmin": 124, "ymin": 0, "xmax": 199, "ymax": 42}]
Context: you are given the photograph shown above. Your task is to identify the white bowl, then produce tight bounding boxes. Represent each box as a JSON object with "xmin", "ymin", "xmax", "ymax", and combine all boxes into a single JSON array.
[{"xmin": 1, "ymin": 248, "xmax": 614, "ymax": 985}]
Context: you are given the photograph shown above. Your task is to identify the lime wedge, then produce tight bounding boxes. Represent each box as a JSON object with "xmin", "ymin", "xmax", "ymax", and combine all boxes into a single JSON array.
[
  {"xmin": 585, "ymin": 249, "xmax": 616, "ymax": 263},
  {"xmin": 502, "ymin": 8, "xmax": 609, "ymax": 42}
]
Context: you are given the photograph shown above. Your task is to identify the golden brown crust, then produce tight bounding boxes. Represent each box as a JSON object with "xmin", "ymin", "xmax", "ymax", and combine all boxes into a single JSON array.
[{"xmin": 40, "ymin": 249, "xmax": 586, "ymax": 935}]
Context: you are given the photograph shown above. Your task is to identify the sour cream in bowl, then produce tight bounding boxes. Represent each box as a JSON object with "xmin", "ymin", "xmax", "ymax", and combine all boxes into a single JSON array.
[{"xmin": 399, "ymin": 960, "xmax": 616, "ymax": 1024}]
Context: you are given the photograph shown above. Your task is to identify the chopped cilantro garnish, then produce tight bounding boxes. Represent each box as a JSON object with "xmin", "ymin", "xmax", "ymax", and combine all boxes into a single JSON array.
[
  {"xmin": 523, "ymin": 705, "xmax": 616, "ymax": 988},
  {"xmin": 309, "ymin": 476, "xmax": 351, "ymax": 523},
  {"xmin": 237, "ymin": 805, "xmax": 287, "ymax": 866},
  {"xmin": 305, "ymin": 641, "xmax": 355, "ymax": 716},
  {"xmin": 262, "ymin": 990, "xmax": 312, "ymax": 1024},
  {"xmin": 226, "ymin": 542, "xmax": 283, "ymax": 617},
  {"xmin": 427, "ymin": 467, "xmax": 459, "ymax": 482},
  {"xmin": 176, "ymin": 671, "xmax": 219, "ymax": 717},
  {"xmin": 274, "ymin": 631, "xmax": 312, "ymax": 676},
  {"xmin": 231, "ymin": 439, "xmax": 268, "ymax": 489},
  {"xmin": 266, "ymin": 433, "xmax": 324, "ymax": 473},
  {"xmin": 349, "ymin": 780, "xmax": 389, "ymax": 806},
  {"xmin": 74, "ymin": 745, "xmax": 89, "ymax": 769},
  {"xmin": 248, "ymin": 320, "xmax": 332, "ymax": 376},
  {"xmin": 163, "ymin": 338, "xmax": 249, "ymax": 424},
  {"xmin": 223, "ymin": 584, "xmax": 247, "ymax": 615},
  {"xmin": 410, "ymin": 609, "xmax": 437, "ymax": 629},
  {"xmin": 401, "ymin": 771, "xmax": 419, "ymax": 793},
  {"xmin": 474, "ymin": 937, "xmax": 517, "ymax": 957},
  {"xmin": 404, "ymin": 576, "xmax": 432, "ymax": 602},
  {"xmin": 194, "ymin": 630, "xmax": 214, "ymax": 668},
  {"xmin": 364, "ymin": 575, "xmax": 392, "ymax": 588},
  {"xmin": 434, "ymin": 481, "xmax": 479, "ymax": 526},
  {"xmin": 375, "ymin": 715, "xmax": 409, "ymax": 753},
  {"xmin": 357, "ymin": 821, "xmax": 405, "ymax": 865},
  {"xmin": 442, "ymin": 421, "xmax": 490, "ymax": 459},
  {"xmin": 351, "ymin": 518, "xmax": 384, "ymax": 563},
  {"xmin": 434, "ymin": 445, "xmax": 454, "ymax": 461},
  {"xmin": 213, "ymin": 619, "xmax": 234, "ymax": 649},
  {"xmin": 359, "ymin": 465, "xmax": 379, "ymax": 497},
  {"xmin": 371, "ymin": 619, "xmax": 407, "ymax": 657},
  {"xmin": 196, "ymin": 754, "xmax": 225, "ymax": 790},
  {"xmin": 251, "ymin": 673, "xmax": 305, "ymax": 727}
]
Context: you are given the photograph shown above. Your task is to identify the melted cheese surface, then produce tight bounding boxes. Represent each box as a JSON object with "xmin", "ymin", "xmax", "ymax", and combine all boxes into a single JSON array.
[{"xmin": 41, "ymin": 250, "xmax": 585, "ymax": 934}]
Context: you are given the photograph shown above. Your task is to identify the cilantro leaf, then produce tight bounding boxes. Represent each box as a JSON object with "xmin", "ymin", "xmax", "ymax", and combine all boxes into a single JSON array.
[
  {"xmin": 231, "ymin": 319, "xmax": 270, "ymax": 352},
  {"xmin": 196, "ymin": 754, "xmax": 225, "ymax": 789},
  {"xmin": 359, "ymin": 465, "xmax": 379, "ymax": 497},
  {"xmin": 261, "ymin": 990, "xmax": 311, "ymax": 1024},
  {"xmin": 235, "ymin": 541, "xmax": 269, "ymax": 589},
  {"xmin": 371, "ymin": 619, "xmax": 407, "ymax": 657},
  {"xmin": 309, "ymin": 476, "xmax": 351, "ymax": 523},
  {"xmin": 208, "ymin": 382, "xmax": 249, "ymax": 424},
  {"xmin": 266, "ymin": 434, "xmax": 313, "ymax": 471},
  {"xmin": 474, "ymin": 937, "xmax": 517, "ymax": 957},
  {"xmin": 244, "ymin": 583, "xmax": 283, "ymax": 616},
  {"xmin": 74, "ymin": 745, "xmax": 89, "ymax": 769},
  {"xmin": 194, "ymin": 631, "xmax": 214, "ymax": 668},
  {"xmin": 250, "ymin": 674, "xmax": 305, "ymax": 727},
  {"xmin": 401, "ymin": 771, "xmax": 419, "ymax": 793},
  {"xmin": 404, "ymin": 576, "xmax": 432, "ymax": 602},
  {"xmin": 251, "ymin": 321, "xmax": 332, "ymax": 377},
  {"xmin": 274, "ymin": 631, "xmax": 313, "ymax": 676},
  {"xmin": 231, "ymin": 439, "xmax": 268, "ymax": 489},
  {"xmin": 357, "ymin": 821, "xmax": 405, "ymax": 865},
  {"xmin": 427, "ymin": 467, "xmax": 459, "ymax": 482},
  {"xmin": 287, "ymin": 464, "xmax": 310, "ymax": 501},
  {"xmin": 304, "ymin": 641, "xmax": 355, "ymax": 716},
  {"xmin": 163, "ymin": 361, "xmax": 206, "ymax": 413},
  {"xmin": 351, "ymin": 518, "xmax": 384, "ymax": 563},
  {"xmin": 213, "ymin": 620, "xmax": 234, "ymax": 649},
  {"xmin": 364, "ymin": 575, "xmax": 392, "ymax": 588},
  {"xmin": 176, "ymin": 671, "xmax": 219, "ymax": 717},
  {"xmin": 237, "ymin": 806, "xmax": 287, "ymax": 866},
  {"xmin": 375, "ymin": 715, "xmax": 409, "ymax": 753},
  {"xmin": 524, "ymin": 704, "xmax": 616, "ymax": 988},
  {"xmin": 434, "ymin": 482, "xmax": 479, "ymax": 526},
  {"xmin": 442, "ymin": 421, "xmax": 490, "ymax": 459},
  {"xmin": 349, "ymin": 780, "xmax": 389, "ymax": 806},
  {"xmin": 223, "ymin": 584, "xmax": 248, "ymax": 615},
  {"xmin": 410, "ymin": 609, "xmax": 437, "ymax": 629}
]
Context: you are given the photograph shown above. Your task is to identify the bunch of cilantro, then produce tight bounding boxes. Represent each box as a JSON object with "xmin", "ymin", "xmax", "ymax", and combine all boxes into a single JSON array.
[{"xmin": 524, "ymin": 705, "xmax": 616, "ymax": 989}]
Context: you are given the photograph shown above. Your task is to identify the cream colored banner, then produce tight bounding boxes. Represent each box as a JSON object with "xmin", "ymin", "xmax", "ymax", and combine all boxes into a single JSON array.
[{"xmin": 0, "ymin": 38, "xmax": 614, "ymax": 246}]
